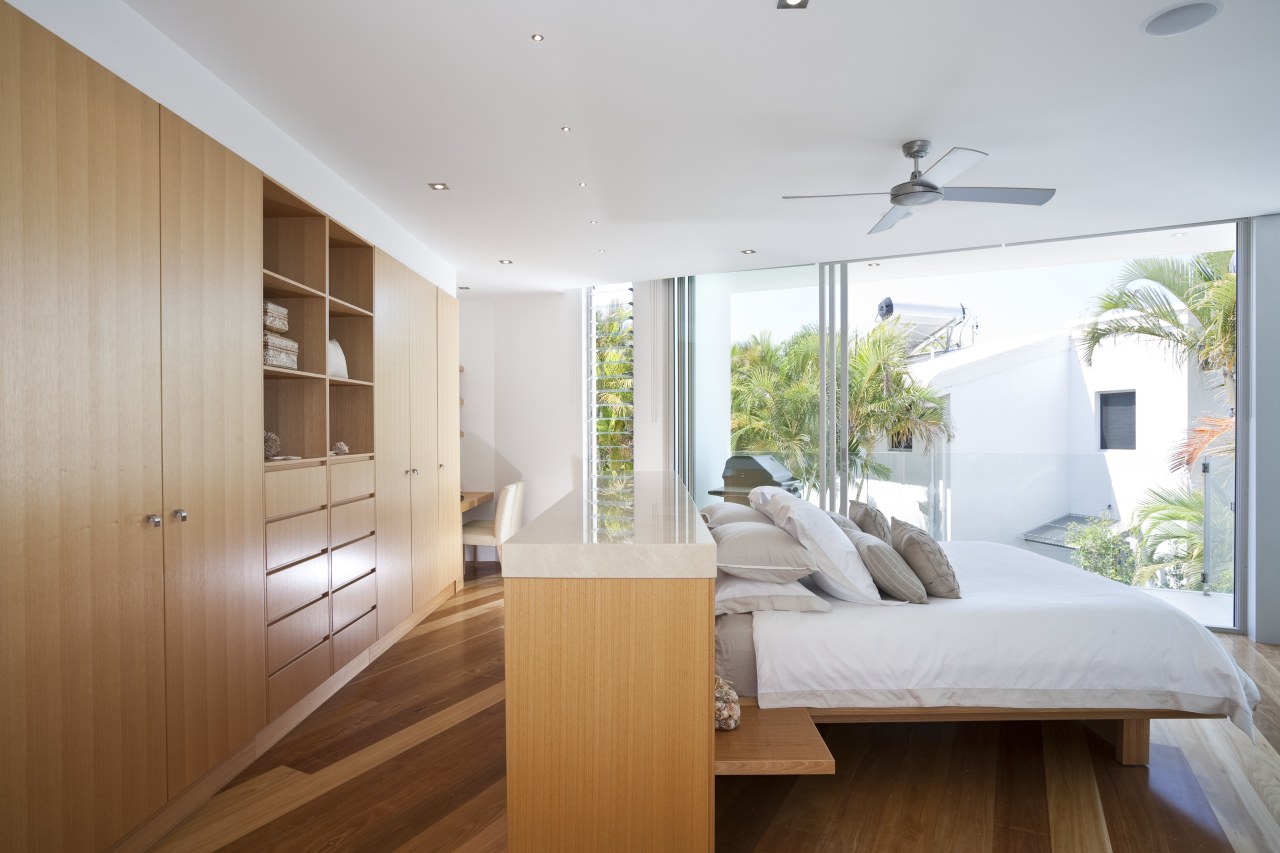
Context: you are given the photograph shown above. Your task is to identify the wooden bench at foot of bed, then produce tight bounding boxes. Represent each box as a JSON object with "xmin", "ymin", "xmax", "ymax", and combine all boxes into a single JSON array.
[
  {"xmin": 715, "ymin": 702, "xmax": 1225, "ymax": 772},
  {"xmin": 806, "ymin": 706, "xmax": 1226, "ymax": 767},
  {"xmin": 714, "ymin": 700, "xmax": 835, "ymax": 775}
]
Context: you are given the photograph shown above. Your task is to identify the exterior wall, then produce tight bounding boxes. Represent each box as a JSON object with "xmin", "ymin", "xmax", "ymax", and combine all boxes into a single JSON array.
[
  {"xmin": 1065, "ymin": 334, "xmax": 1194, "ymax": 525},
  {"xmin": 875, "ymin": 327, "xmax": 1221, "ymax": 548}
]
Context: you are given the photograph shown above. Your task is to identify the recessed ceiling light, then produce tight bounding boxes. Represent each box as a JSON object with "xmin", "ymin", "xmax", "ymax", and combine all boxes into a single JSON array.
[
  {"xmin": 1144, "ymin": 2, "xmax": 1221, "ymax": 37},
  {"xmin": 578, "ymin": 181, "xmax": 587, "ymax": 187},
  {"xmin": 458, "ymin": 286, "xmax": 472, "ymax": 291},
  {"xmin": 778, "ymin": 0, "xmax": 809, "ymax": 7},
  {"xmin": 597, "ymin": 249, "xmax": 606, "ymax": 254},
  {"xmin": 429, "ymin": 182, "xmax": 449, "ymax": 191},
  {"xmin": 589, "ymin": 220, "xmax": 598, "ymax": 225},
  {"xmin": 1171, "ymin": 231, "xmax": 1189, "ymax": 238},
  {"xmin": 531, "ymin": 33, "xmax": 544, "ymax": 42},
  {"xmin": 561, "ymin": 126, "xmax": 572, "ymax": 132},
  {"xmin": 498, "ymin": 259, "xmax": 513, "ymax": 265},
  {"xmin": 741, "ymin": 249, "xmax": 757, "ymax": 255},
  {"xmin": 867, "ymin": 262, "xmax": 881, "ymax": 267}
]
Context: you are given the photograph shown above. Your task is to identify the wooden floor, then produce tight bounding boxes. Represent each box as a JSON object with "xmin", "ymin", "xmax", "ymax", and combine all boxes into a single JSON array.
[{"xmin": 154, "ymin": 569, "xmax": 1280, "ymax": 852}]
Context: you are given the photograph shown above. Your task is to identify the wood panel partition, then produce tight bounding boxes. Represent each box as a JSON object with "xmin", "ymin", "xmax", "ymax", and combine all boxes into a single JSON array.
[{"xmin": 0, "ymin": 6, "xmax": 168, "ymax": 849}]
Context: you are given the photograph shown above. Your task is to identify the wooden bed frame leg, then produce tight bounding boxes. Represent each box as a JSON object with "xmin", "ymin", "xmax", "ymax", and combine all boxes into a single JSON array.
[{"xmin": 1116, "ymin": 718, "xmax": 1150, "ymax": 766}]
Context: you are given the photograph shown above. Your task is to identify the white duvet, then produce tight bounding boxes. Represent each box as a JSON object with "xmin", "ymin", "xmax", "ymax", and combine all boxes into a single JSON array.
[{"xmin": 753, "ymin": 541, "xmax": 1259, "ymax": 734}]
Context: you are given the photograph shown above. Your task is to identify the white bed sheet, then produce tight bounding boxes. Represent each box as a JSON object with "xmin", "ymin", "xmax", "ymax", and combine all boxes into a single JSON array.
[{"xmin": 753, "ymin": 541, "xmax": 1259, "ymax": 734}]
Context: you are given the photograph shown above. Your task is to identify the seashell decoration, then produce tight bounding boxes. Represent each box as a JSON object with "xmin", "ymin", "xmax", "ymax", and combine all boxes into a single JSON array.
[
  {"xmin": 331, "ymin": 441, "xmax": 350, "ymax": 456},
  {"xmin": 264, "ymin": 431, "xmax": 282, "ymax": 460},
  {"xmin": 714, "ymin": 675, "xmax": 741, "ymax": 731}
]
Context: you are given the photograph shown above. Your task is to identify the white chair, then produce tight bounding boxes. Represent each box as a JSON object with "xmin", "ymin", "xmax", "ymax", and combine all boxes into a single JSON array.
[{"xmin": 462, "ymin": 480, "xmax": 525, "ymax": 568}]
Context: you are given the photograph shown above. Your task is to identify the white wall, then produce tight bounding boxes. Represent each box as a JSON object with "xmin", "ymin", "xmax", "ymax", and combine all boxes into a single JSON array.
[
  {"xmin": 459, "ymin": 298, "xmax": 496, "ymax": 510},
  {"xmin": 11, "ymin": 0, "xmax": 455, "ymax": 293},
  {"xmin": 1248, "ymin": 215, "xmax": 1279, "ymax": 643},
  {"xmin": 1065, "ymin": 334, "xmax": 1197, "ymax": 523},
  {"xmin": 632, "ymin": 280, "xmax": 671, "ymax": 473},
  {"xmin": 459, "ymin": 291, "xmax": 584, "ymax": 559}
]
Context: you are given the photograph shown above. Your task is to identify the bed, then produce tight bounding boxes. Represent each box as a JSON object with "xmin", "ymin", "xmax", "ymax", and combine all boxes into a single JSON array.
[{"xmin": 716, "ymin": 540, "xmax": 1259, "ymax": 764}]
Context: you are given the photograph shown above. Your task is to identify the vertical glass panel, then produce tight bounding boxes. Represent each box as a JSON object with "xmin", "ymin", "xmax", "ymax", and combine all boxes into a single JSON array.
[
  {"xmin": 688, "ymin": 265, "xmax": 817, "ymax": 508},
  {"xmin": 847, "ymin": 224, "xmax": 1237, "ymax": 628}
]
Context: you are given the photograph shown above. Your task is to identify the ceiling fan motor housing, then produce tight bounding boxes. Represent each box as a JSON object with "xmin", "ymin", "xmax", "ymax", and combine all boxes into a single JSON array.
[{"xmin": 890, "ymin": 179, "xmax": 944, "ymax": 207}]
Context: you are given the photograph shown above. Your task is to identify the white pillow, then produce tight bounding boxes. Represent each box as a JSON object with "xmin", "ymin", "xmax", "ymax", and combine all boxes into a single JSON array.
[
  {"xmin": 749, "ymin": 489, "xmax": 885, "ymax": 605},
  {"xmin": 715, "ymin": 574, "xmax": 831, "ymax": 616},
  {"xmin": 712, "ymin": 522, "xmax": 818, "ymax": 583},
  {"xmin": 701, "ymin": 502, "xmax": 774, "ymax": 529}
]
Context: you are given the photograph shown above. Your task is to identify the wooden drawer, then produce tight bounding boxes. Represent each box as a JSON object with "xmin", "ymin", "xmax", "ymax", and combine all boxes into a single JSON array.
[
  {"xmin": 333, "ymin": 608, "xmax": 378, "ymax": 671},
  {"xmin": 268, "ymin": 639, "xmax": 330, "ymax": 721},
  {"xmin": 266, "ymin": 508, "xmax": 327, "ymax": 571},
  {"xmin": 268, "ymin": 597, "xmax": 330, "ymax": 674},
  {"xmin": 332, "ymin": 571, "xmax": 377, "ymax": 631},
  {"xmin": 330, "ymin": 459, "xmax": 375, "ymax": 504},
  {"xmin": 332, "ymin": 534, "xmax": 375, "ymax": 589},
  {"xmin": 265, "ymin": 464, "xmax": 327, "ymax": 519},
  {"xmin": 266, "ymin": 554, "xmax": 329, "ymax": 623},
  {"xmin": 331, "ymin": 497, "xmax": 375, "ymax": 547}
]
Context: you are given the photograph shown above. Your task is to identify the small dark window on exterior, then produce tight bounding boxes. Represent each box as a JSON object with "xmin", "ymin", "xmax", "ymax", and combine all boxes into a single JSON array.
[
  {"xmin": 890, "ymin": 433, "xmax": 913, "ymax": 451},
  {"xmin": 1100, "ymin": 391, "xmax": 1136, "ymax": 450}
]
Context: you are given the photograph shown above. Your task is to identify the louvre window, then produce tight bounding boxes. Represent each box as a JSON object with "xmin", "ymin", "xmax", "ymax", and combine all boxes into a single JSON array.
[{"xmin": 1099, "ymin": 391, "xmax": 1136, "ymax": 450}]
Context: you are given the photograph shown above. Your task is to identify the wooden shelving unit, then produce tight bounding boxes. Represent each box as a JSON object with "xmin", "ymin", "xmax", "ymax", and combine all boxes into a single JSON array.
[{"xmin": 259, "ymin": 183, "xmax": 379, "ymax": 721}]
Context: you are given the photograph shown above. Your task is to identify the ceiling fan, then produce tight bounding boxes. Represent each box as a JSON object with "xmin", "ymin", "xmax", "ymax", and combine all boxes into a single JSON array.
[{"xmin": 783, "ymin": 140, "xmax": 1056, "ymax": 234}]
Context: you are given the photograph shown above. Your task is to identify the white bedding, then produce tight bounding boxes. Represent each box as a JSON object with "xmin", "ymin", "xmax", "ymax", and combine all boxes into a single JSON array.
[{"xmin": 753, "ymin": 541, "xmax": 1259, "ymax": 734}]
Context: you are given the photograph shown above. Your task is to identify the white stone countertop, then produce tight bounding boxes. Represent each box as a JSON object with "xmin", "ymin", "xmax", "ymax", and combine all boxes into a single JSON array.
[{"xmin": 501, "ymin": 471, "xmax": 717, "ymax": 579}]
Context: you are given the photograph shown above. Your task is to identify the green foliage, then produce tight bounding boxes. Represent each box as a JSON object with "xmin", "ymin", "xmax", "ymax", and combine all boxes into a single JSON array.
[
  {"xmin": 592, "ymin": 301, "xmax": 634, "ymax": 477},
  {"xmin": 729, "ymin": 321, "xmax": 952, "ymax": 496},
  {"xmin": 1078, "ymin": 250, "xmax": 1236, "ymax": 378},
  {"xmin": 1131, "ymin": 483, "xmax": 1234, "ymax": 593},
  {"xmin": 1065, "ymin": 518, "xmax": 1134, "ymax": 585}
]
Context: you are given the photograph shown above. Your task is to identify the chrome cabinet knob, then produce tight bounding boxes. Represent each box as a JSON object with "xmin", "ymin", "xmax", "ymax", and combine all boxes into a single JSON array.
[
  {"xmin": 438, "ymin": 463, "xmax": 445, "ymax": 470},
  {"xmin": 404, "ymin": 469, "xmax": 412, "ymax": 476},
  {"xmin": 412, "ymin": 468, "xmax": 420, "ymax": 476},
  {"xmin": 173, "ymin": 509, "xmax": 189, "ymax": 522},
  {"xmin": 145, "ymin": 514, "xmax": 161, "ymax": 528}
]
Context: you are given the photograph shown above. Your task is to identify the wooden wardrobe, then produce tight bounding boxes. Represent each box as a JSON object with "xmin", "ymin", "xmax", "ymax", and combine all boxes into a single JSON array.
[{"xmin": 0, "ymin": 5, "xmax": 462, "ymax": 850}]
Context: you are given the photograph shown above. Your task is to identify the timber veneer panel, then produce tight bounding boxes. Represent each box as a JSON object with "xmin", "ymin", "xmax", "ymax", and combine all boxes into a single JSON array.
[
  {"xmin": 266, "ymin": 509, "xmax": 328, "ymax": 571},
  {"xmin": 264, "ymin": 464, "xmax": 328, "ymax": 520},
  {"xmin": 505, "ymin": 578, "xmax": 714, "ymax": 851},
  {"xmin": 0, "ymin": 6, "xmax": 167, "ymax": 849},
  {"xmin": 332, "ymin": 534, "xmax": 377, "ymax": 589},
  {"xmin": 411, "ymin": 273, "xmax": 442, "ymax": 609},
  {"xmin": 159, "ymin": 108, "xmax": 268, "ymax": 794},
  {"xmin": 435, "ymin": 291, "xmax": 463, "ymax": 591},
  {"xmin": 373, "ymin": 252, "xmax": 415, "ymax": 634},
  {"xmin": 266, "ymin": 554, "xmax": 330, "ymax": 622}
]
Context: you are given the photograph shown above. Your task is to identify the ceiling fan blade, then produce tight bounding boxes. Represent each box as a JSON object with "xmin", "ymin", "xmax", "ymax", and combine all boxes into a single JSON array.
[
  {"xmin": 922, "ymin": 147, "xmax": 987, "ymax": 186},
  {"xmin": 869, "ymin": 206, "xmax": 911, "ymax": 234},
  {"xmin": 782, "ymin": 192, "xmax": 889, "ymax": 200},
  {"xmin": 942, "ymin": 186, "xmax": 1056, "ymax": 205}
]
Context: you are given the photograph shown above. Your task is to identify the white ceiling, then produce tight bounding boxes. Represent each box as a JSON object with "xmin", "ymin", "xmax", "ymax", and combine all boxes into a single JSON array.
[{"xmin": 122, "ymin": 0, "xmax": 1280, "ymax": 294}]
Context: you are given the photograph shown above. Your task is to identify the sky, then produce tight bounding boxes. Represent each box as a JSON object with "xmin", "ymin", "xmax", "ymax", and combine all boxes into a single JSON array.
[
  {"xmin": 730, "ymin": 259, "xmax": 1131, "ymax": 346},
  {"xmin": 725, "ymin": 226, "xmax": 1235, "ymax": 347}
]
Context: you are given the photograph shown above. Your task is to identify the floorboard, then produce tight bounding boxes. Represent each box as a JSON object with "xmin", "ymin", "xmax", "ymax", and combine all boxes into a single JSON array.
[{"xmin": 152, "ymin": 566, "xmax": 1280, "ymax": 852}]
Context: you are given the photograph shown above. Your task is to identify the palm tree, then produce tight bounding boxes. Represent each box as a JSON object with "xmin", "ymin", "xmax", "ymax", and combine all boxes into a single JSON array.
[
  {"xmin": 730, "ymin": 322, "xmax": 952, "ymax": 497},
  {"xmin": 592, "ymin": 301, "xmax": 634, "ymax": 476}
]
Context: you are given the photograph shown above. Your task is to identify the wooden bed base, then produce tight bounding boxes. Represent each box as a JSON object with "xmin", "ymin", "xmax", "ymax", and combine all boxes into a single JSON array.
[{"xmin": 805, "ymin": 706, "xmax": 1224, "ymax": 766}]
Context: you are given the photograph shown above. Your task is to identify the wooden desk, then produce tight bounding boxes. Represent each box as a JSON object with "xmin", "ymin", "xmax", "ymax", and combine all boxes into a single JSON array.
[{"xmin": 460, "ymin": 491, "xmax": 493, "ymax": 512}]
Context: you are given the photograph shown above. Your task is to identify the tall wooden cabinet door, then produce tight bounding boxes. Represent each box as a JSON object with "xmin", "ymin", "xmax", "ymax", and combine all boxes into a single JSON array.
[
  {"xmin": 158, "ymin": 109, "xmax": 267, "ymax": 793},
  {"xmin": 435, "ymin": 291, "xmax": 463, "ymax": 591},
  {"xmin": 411, "ymin": 281, "xmax": 442, "ymax": 608},
  {"xmin": 374, "ymin": 251, "xmax": 414, "ymax": 634},
  {"xmin": 0, "ymin": 7, "xmax": 167, "ymax": 851}
]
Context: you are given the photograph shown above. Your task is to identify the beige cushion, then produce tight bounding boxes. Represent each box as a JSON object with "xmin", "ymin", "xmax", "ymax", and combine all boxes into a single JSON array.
[
  {"xmin": 702, "ymin": 502, "xmax": 774, "ymax": 529},
  {"xmin": 712, "ymin": 522, "xmax": 818, "ymax": 583},
  {"xmin": 841, "ymin": 527, "xmax": 928, "ymax": 604},
  {"xmin": 715, "ymin": 574, "xmax": 831, "ymax": 616},
  {"xmin": 848, "ymin": 500, "xmax": 891, "ymax": 542},
  {"xmin": 890, "ymin": 517, "xmax": 962, "ymax": 599}
]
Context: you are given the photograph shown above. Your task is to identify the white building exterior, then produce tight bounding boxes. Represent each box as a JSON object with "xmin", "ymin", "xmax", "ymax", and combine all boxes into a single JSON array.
[{"xmin": 863, "ymin": 322, "xmax": 1227, "ymax": 556}]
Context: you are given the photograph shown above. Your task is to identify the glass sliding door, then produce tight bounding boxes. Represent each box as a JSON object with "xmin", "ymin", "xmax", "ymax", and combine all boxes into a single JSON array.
[{"xmin": 835, "ymin": 223, "xmax": 1241, "ymax": 628}]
